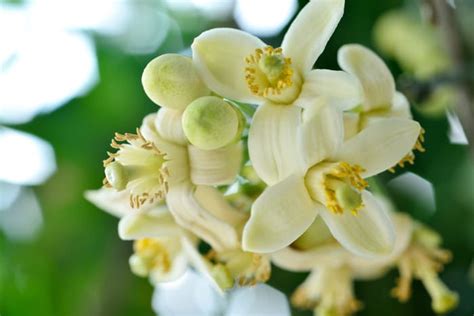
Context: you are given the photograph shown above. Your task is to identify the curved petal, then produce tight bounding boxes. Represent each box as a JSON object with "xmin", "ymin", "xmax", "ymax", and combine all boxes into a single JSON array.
[
  {"xmin": 295, "ymin": 69, "xmax": 360, "ymax": 111},
  {"xmin": 248, "ymin": 102, "xmax": 303, "ymax": 185},
  {"xmin": 192, "ymin": 28, "xmax": 264, "ymax": 104},
  {"xmin": 300, "ymin": 102, "xmax": 344, "ymax": 169},
  {"xmin": 390, "ymin": 92, "xmax": 412, "ymax": 119},
  {"xmin": 320, "ymin": 190, "xmax": 395, "ymax": 257},
  {"xmin": 180, "ymin": 235, "xmax": 225, "ymax": 295},
  {"xmin": 242, "ymin": 175, "xmax": 318, "ymax": 253},
  {"xmin": 85, "ymin": 188, "xmax": 151, "ymax": 218},
  {"xmin": 272, "ymin": 242, "xmax": 346, "ymax": 272},
  {"xmin": 155, "ymin": 108, "xmax": 187, "ymax": 145},
  {"xmin": 118, "ymin": 206, "xmax": 180, "ymax": 240},
  {"xmin": 350, "ymin": 212, "xmax": 414, "ymax": 279},
  {"xmin": 334, "ymin": 118, "xmax": 421, "ymax": 177},
  {"xmin": 167, "ymin": 182, "xmax": 239, "ymax": 251},
  {"xmin": 194, "ymin": 185, "xmax": 247, "ymax": 227},
  {"xmin": 282, "ymin": 0, "xmax": 344, "ymax": 73},
  {"xmin": 188, "ymin": 142, "xmax": 242, "ymax": 186},
  {"xmin": 343, "ymin": 112, "xmax": 360, "ymax": 140},
  {"xmin": 141, "ymin": 114, "xmax": 190, "ymax": 185},
  {"xmin": 338, "ymin": 44, "xmax": 395, "ymax": 111}
]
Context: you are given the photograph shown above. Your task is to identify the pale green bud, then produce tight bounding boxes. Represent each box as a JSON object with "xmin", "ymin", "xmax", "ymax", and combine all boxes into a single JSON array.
[
  {"xmin": 142, "ymin": 54, "xmax": 210, "ymax": 110},
  {"xmin": 104, "ymin": 161, "xmax": 128, "ymax": 191},
  {"xmin": 129, "ymin": 254, "xmax": 149, "ymax": 277},
  {"xmin": 211, "ymin": 264, "xmax": 234, "ymax": 290},
  {"xmin": 182, "ymin": 96, "xmax": 241, "ymax": 150}
]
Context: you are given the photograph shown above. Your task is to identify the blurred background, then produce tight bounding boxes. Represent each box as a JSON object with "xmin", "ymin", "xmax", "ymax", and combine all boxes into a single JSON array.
[{"xmin": 0, "ymin": 0, "xmax": 473, "ymax": 315}]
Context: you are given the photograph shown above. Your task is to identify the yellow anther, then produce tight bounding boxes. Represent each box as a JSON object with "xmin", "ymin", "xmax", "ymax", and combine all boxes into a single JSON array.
[
  {"xmin": 389, "ymin": 128, "xmax": 426, "ymax": 173},
  {"xmin": 244, "ymin": 45, "xmax": 293, "ymax": 97}
]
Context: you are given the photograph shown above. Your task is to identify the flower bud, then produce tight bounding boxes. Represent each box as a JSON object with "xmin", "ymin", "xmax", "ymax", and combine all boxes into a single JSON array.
[
  {"xmin": 182, "ymin": 96, "xmax": 242, "ymax": 150},
  {"xmin": 142, "ymin": 54, "xmax": 210, "ymax": 110},
  {"xmin": 211, "ymin": 264, "xmax": 234, "ymax": 290}
]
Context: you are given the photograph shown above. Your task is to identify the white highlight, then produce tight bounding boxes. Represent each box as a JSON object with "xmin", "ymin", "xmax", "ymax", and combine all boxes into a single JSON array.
[
  {"xmin": 447, "ymin": 110, "xmax": 468, "ymax": 145},
  {"xmin": 388, "ymin": 172, "xmax": 436, "ymax": 214},
  {"xmin": 0, "ymin": 188, "xmax": 43, "ymax": 241},
  {"xmin": 0, "ymin": 4, "xmax": 98, "ymax": 124},
  {"xmin": 0, "ymin": 128, "xmax": 56, "ymax": 185},
  {"xmin": 234, "ymin": 0, "xmax": 297, "ymax": 37}
]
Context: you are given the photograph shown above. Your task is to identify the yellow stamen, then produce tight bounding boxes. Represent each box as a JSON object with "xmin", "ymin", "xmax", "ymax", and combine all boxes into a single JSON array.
[
  {"xmin": 391, "ymin": 227, "xmax": 458, "ymax": 314},
  {"xmin": 324, "ymin": 162, "xmax": 368, "ymax": 215},
  {"xmin": 389, "ymin": 128, "xmax": 426, "ymax": 173},
  {"xmin": 130, "ymin": 238, "xmax": 171, "ymax": 277},
  {"xmin": 244, "ymin": 46, "xmax": 293, "ymax": 97},
  {"xmin": 102, "ymin": 128, "xmax": 168, "ymax": 208},
  {"xmin": 208, "ymin": 249, "xmax": 271, "ymax": 287}
]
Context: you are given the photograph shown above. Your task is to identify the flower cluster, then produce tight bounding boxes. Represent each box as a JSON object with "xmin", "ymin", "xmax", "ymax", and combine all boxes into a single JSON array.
[{"xmin": 86, "ymin": 0, "xmax": 457, "ymax": 315}]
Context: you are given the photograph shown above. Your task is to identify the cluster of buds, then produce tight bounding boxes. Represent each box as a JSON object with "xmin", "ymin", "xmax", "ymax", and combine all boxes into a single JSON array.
[{"xmin": 86, "ymin": 0, "xmax": 457, "ymax": 314}]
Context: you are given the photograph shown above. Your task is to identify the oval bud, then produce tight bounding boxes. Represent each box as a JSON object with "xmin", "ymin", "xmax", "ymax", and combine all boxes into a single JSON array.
[
  {"xmin": 142, "ymin": 54, "xmax": 210, "ymax": 110},
  {"xmin": 105, "ymin": 161, "xmax": 128, "ymax": 191},
  {"xmin": 182, "ymin": 96, "xmax": 241, "ymax": 150}
]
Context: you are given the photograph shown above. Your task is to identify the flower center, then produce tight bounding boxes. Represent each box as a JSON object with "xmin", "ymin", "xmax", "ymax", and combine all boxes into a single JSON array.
[
  {"xmin": 207, "ymin": 249, "xmax": 270, "ymax": 287},
  {"xmin": 306, "ymin": 162, "xmax": 368, "ymax": 215},
  {"xmin": 245, "ymin": 46, "xmax": 294, "ymax": 98},
  {"xmin": 129, "ymin": 238, "xmax": 171, "ymax": 277},
  {"xmin": 103, "ymin": 128, "xmax": 168, "ymax": 208},
  {"xmin": 389, "ymin": 128, "xmax": 426, "ymax": 172}
]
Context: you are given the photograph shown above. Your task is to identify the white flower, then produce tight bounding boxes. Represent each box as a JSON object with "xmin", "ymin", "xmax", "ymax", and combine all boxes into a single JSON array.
[
  {"xmin": 91, "ymin": 112, "xmax": 244, "ymax": 251},
  {"xmin": 338, "ymin": 44, "xmax": 425, "ymax": 168},
  {"xmin": 192, "ymin": 0, "xmax": 360, "ymax": 185},
  {"xmin": 242, "ymin": 100, "xmax": 421, "ymax": 256},
  {"xmin": 271, "ymin": 212, "xmax": 412, "ymax": 316},
  {"xmin": 271, "ymin": 206, "xmax": 458, "ymax": 315}
]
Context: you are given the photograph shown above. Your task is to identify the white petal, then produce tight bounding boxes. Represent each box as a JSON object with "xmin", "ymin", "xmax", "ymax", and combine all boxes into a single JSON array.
[
  {"xmin": 242, "ymin": 175, "xmax": 318, "ymax": 253},
  {"xmin": 349, "ymin": 212, "xmax": 414, "ymax": 279},
  {"xmin": 150, "ymin": 250, "xmax": 188, "ymax": 284},
  {"xmin": 192, "ymin": 28, "xmax": 264, "ymax": 103},
  {"xmin": 166, "ymin": 182, "xmax": 239, "ymax": 251},
  {"xmin": 300, "ymin": 102, "xmax": 344, "ymax": 169},
  {"xmin": 226, "ymin": 284, "xmax": 291, "ymax": 316},
  {"xmin": 391, "ymin": 92, "xmax": 412, "ymax": 119},
  {"xmin": 194, "ymin": 185, "xmax": 247, "ymax": 227},
  {"xmin": 248, "ymin": 102, "xmax": 302, "ymax": 185},
  {"xmin": 155, "ymin": 108, "xmax": 187, "ymax": 145},
  {"xmin": 320, "ymin": 190, "xmax": 395, "ymax": 257},
  {"xmin": 335, "ymin": 118, "xmax": 421, "ymax": 177},
  {"xmin": 295, "ymin": 69, "xmax": 360, "ymax": 110},
  {"xmin": 141, "ymin": 113, "xmax": 190, "ymax": 185},
  {"xmin": 180, "ymin": 235, "xmax": 225, "ymax": 295},
  {"xmin": 282, "ymin": 0, "xmax": 344, "ymax": 73},
  {"xmin": 152, "ymin": 269, "xmax": 225, "ymax": 316},
  {"xmin": 85, "ymin": 188, "xmax": 142, "ymax": 218},
  {"xmin": 118, "ymin": 206, "xmax": 180, "ymax": 240},
  {"xmin": 343, "ymin": 112, "xmax": 360, "ymax": 140},
  {"xmin": 272, "ymin": 242, "xmax": 346, "ymax": 272},
  {"xmin": 338, "ymin": 44, "xmax": 395, "ymax": 111},
  {"xmin": 188, "ymin": 142, "xmax": 242, "ymax": 186}
]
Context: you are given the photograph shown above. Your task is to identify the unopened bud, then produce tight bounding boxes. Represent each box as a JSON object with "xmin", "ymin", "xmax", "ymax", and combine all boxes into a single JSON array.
[
  {"xmin": 105, "ymin": 161, "xmax": 128, "ymax": 190},
  {"xmin": 142, "ymin": 54, "xmax": 210, "ymax": 110},
  {"xmin": 182, "ymin": 96, "xmax": 242, "ymax": 150}
]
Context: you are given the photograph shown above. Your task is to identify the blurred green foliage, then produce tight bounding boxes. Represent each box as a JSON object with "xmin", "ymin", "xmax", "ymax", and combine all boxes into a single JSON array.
[{"xmin": 0, "ymin": 0, "xmax": 473, "ymax": 315}]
